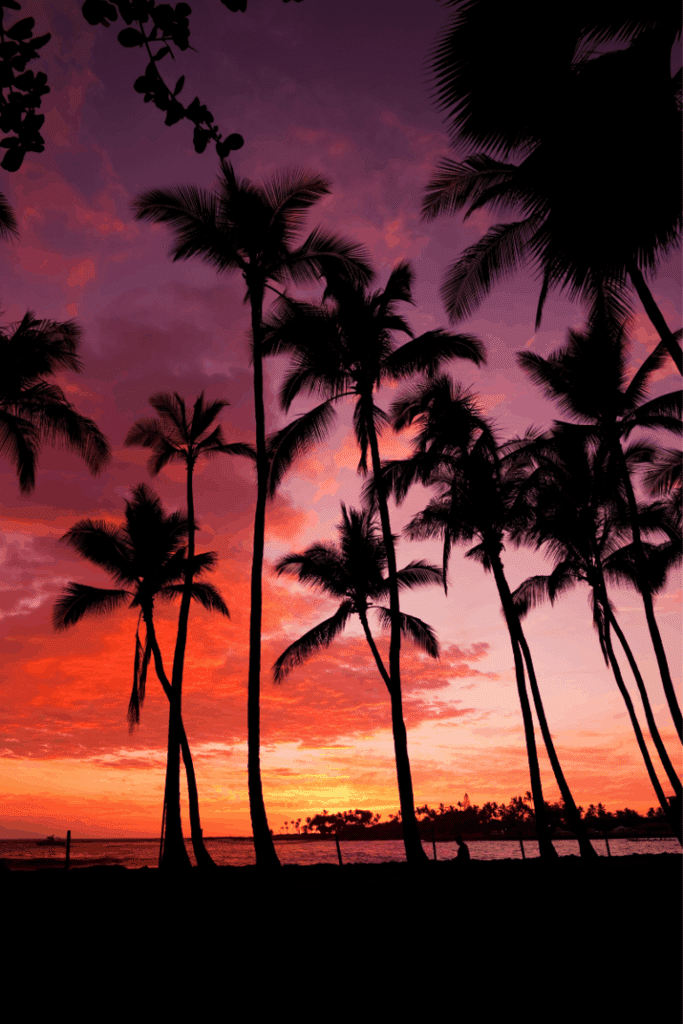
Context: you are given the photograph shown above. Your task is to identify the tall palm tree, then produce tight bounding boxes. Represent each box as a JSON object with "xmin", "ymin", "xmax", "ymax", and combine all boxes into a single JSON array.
[
  {"xmin": 377, "ymin": 375, "xmax": 562, "ymax": 859},
  {"xmin": 124, "ymin": 391, "xmax": 253, "ymax": 869},
  {"xmin": 52, "ymin": 484, "xmax": 230, "ymax": 866},
  {"xmin": 507, "ymin": 426, "xmax": 682, "ymax": 843},
  {"xmin": 133, "ymin": 163, "xmax": 372, "ymax": 867},
  {"xmin": 0, "ymin": 312, "xmax": 110, "ymax": 493},
  {"xmin": 262, "ymin": 262, "xmax": 485, "ymax": 863},
  {"xmin": 517, "ymin": 315, "xmax": 683, "ymax": 738},
  {"xmin": 424, "ymin": 4, "xmax": 682, "ymax": 372},
  {"xmin": 274, "ymin": 504, "xmax": 441, "ymax": 860}
]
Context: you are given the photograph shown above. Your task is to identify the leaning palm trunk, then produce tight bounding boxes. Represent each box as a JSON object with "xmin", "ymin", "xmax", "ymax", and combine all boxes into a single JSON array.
[
  {"xmin": 606, "ymin": 607, "xmax": 682, "ymax": 799},
  {"xmin": 515, "ymin": 627, "xmax": 598, "ymax": 858},
  {"xmin": 627, "ymin": 261, "xmax": 682, "ymax": 375},
  {"xmin": 366, "ymin": 397, "xmax": 428, "ymax": 864},
  {"xmin": 614, "ymin": 441, "xmax": 682, "ymax": 741},
  {"xmin": 160, "ymin": 467, "xmax": 195, "ymax": 869},
  {"xmin": 143, "ymin": 608, "xmax": 216, "ymax": 868},
  {"xmin": 357, "ymin": 607, "xmax": 426, "ymax": 862},
  {"xmin": 247, "ymin": 288, "xmax": 280, "ymax": 868},
  {"xmin": 490, "ymin": 550, "xmax": 557, "ymax": 859},
  {"xmin": 591, "ymin": 569, "xmax": 682, "ymax": 844}
]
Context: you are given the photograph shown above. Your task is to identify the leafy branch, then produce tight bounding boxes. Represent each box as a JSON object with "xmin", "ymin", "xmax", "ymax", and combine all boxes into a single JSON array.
[
  {"xmin": 0, "ymin": 2, "xmax": 51, "ymax": 172},
  {"xmin": 81, "ymin": 0, "xmax": 303, "ymax": 158}
]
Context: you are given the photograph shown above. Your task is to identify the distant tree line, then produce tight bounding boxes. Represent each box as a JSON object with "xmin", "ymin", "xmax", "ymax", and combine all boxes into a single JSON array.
[{"xmin": 289, "ymin": 794, "xmax": 678, "ymax": 839}]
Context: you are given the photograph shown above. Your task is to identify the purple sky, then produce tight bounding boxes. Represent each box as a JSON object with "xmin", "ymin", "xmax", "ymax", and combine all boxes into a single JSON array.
[{"xmin": 0, "ymin": 0, "xmax": 680, "ymax": 837}]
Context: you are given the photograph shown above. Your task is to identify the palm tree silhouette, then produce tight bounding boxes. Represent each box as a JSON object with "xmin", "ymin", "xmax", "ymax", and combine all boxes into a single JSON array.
[
  {"xmin": 424, "ymin": 7, "xmax": 682, "ymax": 371},
  {"xmin": 377, "ymin": 375, "xmax": 561, "ymax": 859},
  {"xmin": 508, "ymin": 426, "xmax": 682, "ymax": 843},
  {"xmin": 53, "ymin": 484, "xmax": 230, "ymax": 863},
  {"xmin": 517, "ymin": 313, "xmax": 683, "ymax": 739},
  {"xmin": 125, "ymin": 392, "xmax": 252, "ymax": 869},
  {"xmin": 133, "ymin": 162, "xmax": 372, "ymax": 867},
  {"xmin": 0, "ymin": 312, "xmax": 110, "ymax": 493},
  {"xmin": 274, "ymin": 504, "xmax": 441, "ymax": 860},
  {"xmin": 263, "ymin": 261, "xmax": 484, "ymax": 863}
]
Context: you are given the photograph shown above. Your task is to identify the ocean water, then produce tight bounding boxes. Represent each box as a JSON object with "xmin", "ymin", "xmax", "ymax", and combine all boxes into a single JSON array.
[{"xmin": 1, "ymin": 835, "xmax": 680, "ymax": 869}]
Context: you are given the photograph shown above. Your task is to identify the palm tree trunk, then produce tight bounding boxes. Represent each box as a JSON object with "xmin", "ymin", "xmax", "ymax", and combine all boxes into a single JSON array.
[
  {"xmin": 489, "ymin": 550, "xmax": 557, "ymax": 859},
  {"xmin": 595, "ymin": 593, "xmax": 681, "ymax": 844},
  {"xmin": 627, "ymin": 261, "xmax": 682, "ymax": 374},
  {"xmin": 364, "ymin": 394, "xmax": 428, "ymax": 865},
  {"xmin": 160, "ymin": 470, "xmax": 193, "ymax": 868},
  {"xmin": 357, "ymin": 608, "xmax": 391, "ymax": 689},
  {"xmin": 606, "ymin": 606, "xmax": 682, "ymax": 798},
  {"xmin": 143, "ymin": 609, "xmax": 216, "ymax": 868},
  {"xmin": 614, "ymin": 438, "xmax": 682, "ymax": 741},
  {"xmin": 247, "ymin": 282, "xmax": 280, "ymax": 868},
  {"xmin": 358, "ymin": 607, "xmax": 426, "ymax": 859},
  {"xmin": 515, "ymin": 624, "xmax": 598, "ymax": 858}
]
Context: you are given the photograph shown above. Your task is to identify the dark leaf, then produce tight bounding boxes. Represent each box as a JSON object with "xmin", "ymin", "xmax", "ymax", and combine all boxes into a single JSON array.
[
  {"xmin": 117, "ymin": 27, "xmax": 144, "ymax": 47},
  {"xmin": 6, "ymin": 17, "xmax": 34, "ymax": 40}
]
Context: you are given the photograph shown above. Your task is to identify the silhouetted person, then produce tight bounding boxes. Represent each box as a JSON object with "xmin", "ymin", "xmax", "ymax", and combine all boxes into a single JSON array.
[{"xmin": 454, "ymin": 834, "xmax": 470, "ymax": 862}]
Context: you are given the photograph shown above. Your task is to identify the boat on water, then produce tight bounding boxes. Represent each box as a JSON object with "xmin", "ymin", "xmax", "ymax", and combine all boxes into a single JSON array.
[{"xmin": 35, "ymin": 835, "xmax": 66, "ymax": 846}]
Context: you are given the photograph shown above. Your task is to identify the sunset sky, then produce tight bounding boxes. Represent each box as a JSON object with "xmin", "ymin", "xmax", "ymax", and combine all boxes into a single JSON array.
[{"xmin": 0, "ymin": 0, "xmax": 680, "ymax": 839}]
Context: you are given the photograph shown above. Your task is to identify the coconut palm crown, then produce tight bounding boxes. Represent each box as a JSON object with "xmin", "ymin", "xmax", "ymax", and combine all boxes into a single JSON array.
[
  {"xmin": 0, "ymin": 312, "xmax": 111, "ymax": 493},
  {"xmin": 273, "ymin": 504, "xmax": 442, "ymax": 683}
]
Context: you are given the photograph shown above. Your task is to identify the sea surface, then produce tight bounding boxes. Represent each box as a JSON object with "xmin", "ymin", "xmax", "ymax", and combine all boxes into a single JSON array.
[{"xmin": 1, "ymin": 835, "xmax": 680, "ymax": 869}]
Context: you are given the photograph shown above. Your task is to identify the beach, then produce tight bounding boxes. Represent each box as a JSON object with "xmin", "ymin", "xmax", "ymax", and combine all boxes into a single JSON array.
[{"xmin": 4, "ymin": 853, "xmax": 679, "ymax": 1011}]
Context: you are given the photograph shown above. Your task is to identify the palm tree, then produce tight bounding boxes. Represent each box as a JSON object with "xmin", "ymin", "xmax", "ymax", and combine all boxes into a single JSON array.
[
  {"xmin": 133, "ymin": 163, "xmax": 372, "ymax": 867},
  {"xmin": 52, "ymin": 484, "xmax": 230, "ymax": 866},
  {"xmin": 273, "ymin": 503, "xmax": 442, "ymax": 861},
  {"xmin": 262, "ymin": 262, "xmax": 485, "ymax": 863},
  {"xmin": 517, "ymin": 314, "xmax": 683, "ymax": 738},
  {"xmin": 0, "ymin": 312, "xmax": 111, "ymax": 493},
  {"xmin": 507, "ymin": 426, "xmax": 682, "ymax": 843},
  {"xmin": 377, "ymin": 375, "xmax": 561, "ymax": 859},
  {"xmin": 124, "ymin": 391, "xmax": 253, "ymax": 869},
  {"xmin": 424, "ymin": 5, "xmax": 682, "ymax": 372}
]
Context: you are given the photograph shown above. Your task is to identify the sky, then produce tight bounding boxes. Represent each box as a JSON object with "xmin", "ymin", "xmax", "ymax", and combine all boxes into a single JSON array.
[{"xmin": 0, "ymin": 0, "xmax": 680, "ymax": 839}]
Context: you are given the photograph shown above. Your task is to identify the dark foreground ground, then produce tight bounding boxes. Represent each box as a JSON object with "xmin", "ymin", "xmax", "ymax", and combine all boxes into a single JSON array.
[{"xmin": 4, "ymin": 854, "xmax": 680, "ymax": 1011}]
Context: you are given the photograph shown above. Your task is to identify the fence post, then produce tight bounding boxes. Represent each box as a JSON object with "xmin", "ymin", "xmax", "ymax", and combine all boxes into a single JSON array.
[
  {"xmin": 604, "ymin": 832, "xmax": 611, "ymax": 857},
  {"xmin": 334, "ymin": 832, "xmax": 343, "ymax": 866},
  {"xmin": 65, "ymin": 830, "xmax": 71, "ymax": 870},
  {"xmin": 518, "ymin": 832, "xmax": 526, "ymax": 860},
  {"xmin": 431, "ymin": 823, "xmax": 437, "ymax": 862}
]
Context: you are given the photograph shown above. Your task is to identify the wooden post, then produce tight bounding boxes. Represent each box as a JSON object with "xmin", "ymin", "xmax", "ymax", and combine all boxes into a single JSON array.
[
  {"xmin": 65, "ymin": 830, "xmax": 71, "ymax": 870},
  {"xmin": 431, "ymin": 823, "xmax": 437, "ymax": 862},
  {"xmin": 334, "ymin": 832, "xmax": 343, "ymax": 866},
  {"xmin": 158, "ymin": 791, "xmax": 166, "ymax": 869},
  {"xmin": 604, "ymin": 832, "xmax": 611, "ymax": 857},
  {"xmin": 519, "ymin": 833, "xmax": 526, "ymax": 860}
]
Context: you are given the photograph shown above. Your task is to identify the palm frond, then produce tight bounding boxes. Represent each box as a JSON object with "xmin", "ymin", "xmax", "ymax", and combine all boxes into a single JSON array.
[
  {"xmin": 0, "ymin": 410, "xmax": 39, "ymax": 493},
  {"xmin": 441, "ymin": 217, "xmax": 541, "ymax": 323},
  {"xmin": 384, "ymin": 329, "xmax": 486, "ymax": 379},
  {"xmin": 421, "ymin": 155, "xmax": 518, "ymax": 221},
  {"xmin": 0, "ymin": 191, "xmax": 18, "ymax": 240},
  {"xmin": 375, "ymin": 606, "xmax": 440, "ymax": 659},
  {"xmin": 643, "ymin": 447, "xmax": 682, "ymax": 496},
  {"xmin": 273, "ymin": 601, "xmax": 354, "ymax": 682},
  {"xmin": 59, "ymin": 520, "xmax": 133, "ymax": 584},
  {"xmin": 275, "ymin": 544, "xmax": 348, "ymax": 598},
  {"xmin": 267, "ymin": 399, "xmax": 338, "ymax": 497},
  {"xmin": 52, "ymin": 584, "xmax": 131, "ymax": 631},
  {"xmin": 393, "ymin": 560, "xmax": 444, "ymax": 591},
  {"xmin": 158, "ymin": 581, "xmax": 230, "ymax": 616},
  {"xmin": 282, "ymin": 227, "xmax": 374, "ymax": 288}
]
